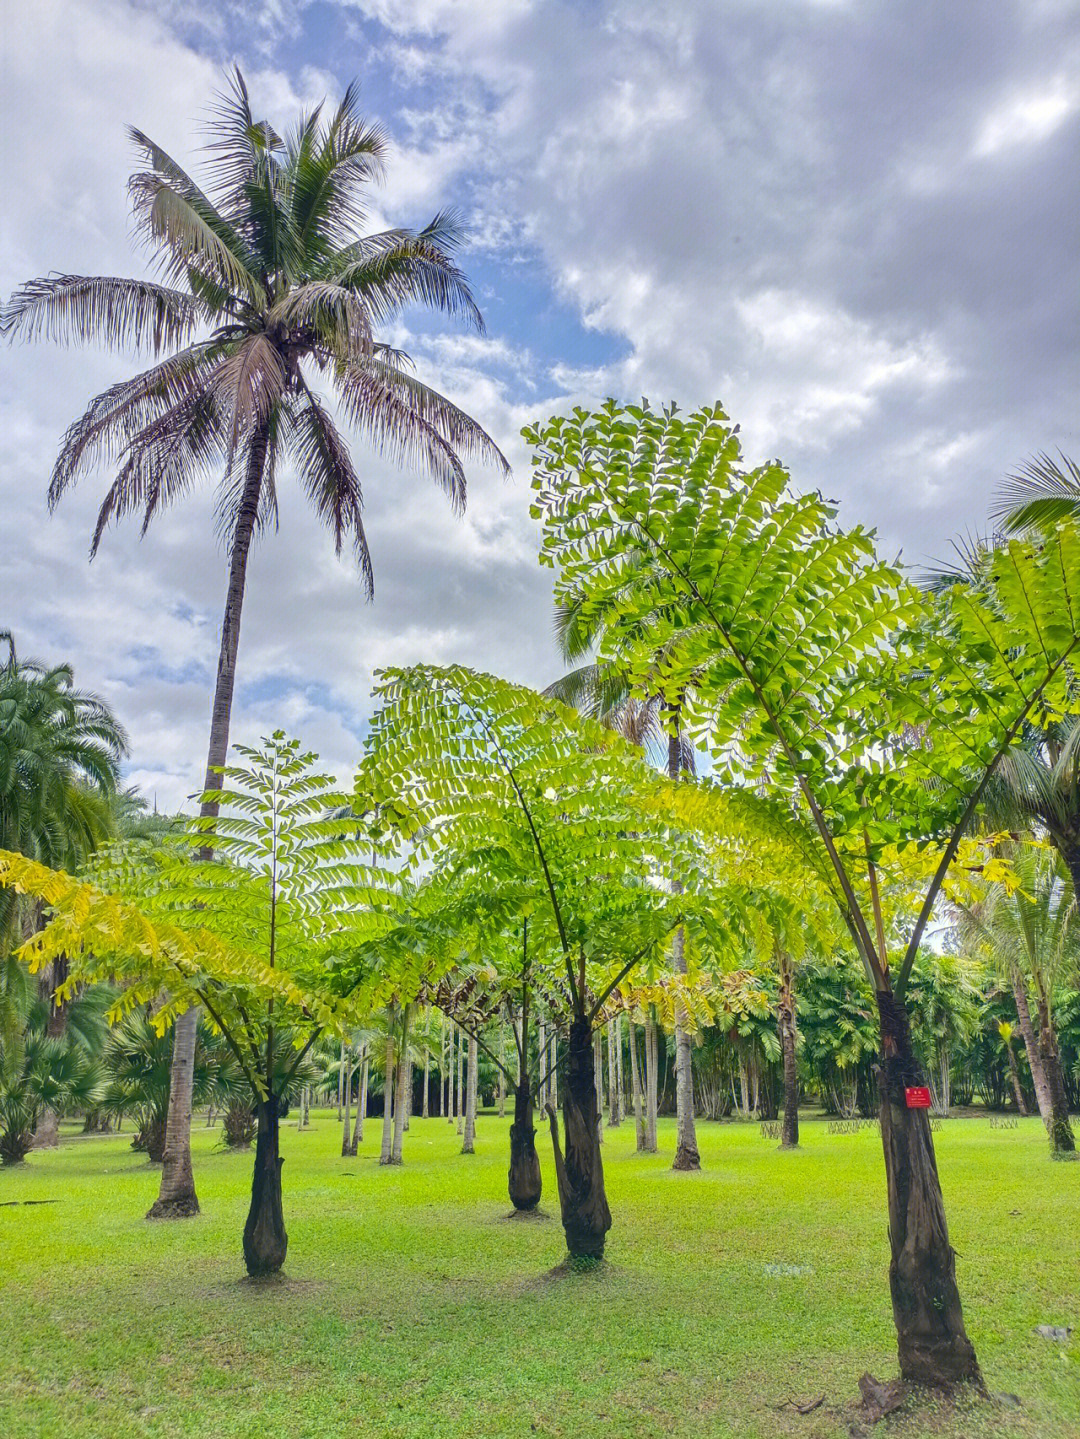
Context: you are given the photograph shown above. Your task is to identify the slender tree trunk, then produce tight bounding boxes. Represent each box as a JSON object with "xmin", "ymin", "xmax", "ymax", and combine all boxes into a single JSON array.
[
  {"xmin": 1003, "ymin": 1038, "xmax": 1028, "ymax": 1115},
  {"xmin": 607, "ymin": 1018, "xmax": 621, "ymax": 1126},
  {"xmin": 671, "ymin": 925, "xmax": 700, "ymax": 1169},
  {"xmin": 616, "ymin": 1017, "xmax": 625, "ymax": 1119},
  {"xmin": 498, "ymin": 1021, "xmax": 506, "ymax": 1119},
  {"xmin": 549, "ymin": 1029, "xmax": 558, "ymax": 1108},
  {"xmin": 1034, "ymin": 988, "xmax": 1076, "ymax": 1153},
  {"xmin": 738, "ymin": 1056, "xmax": 751, "ymax": 1118},
  {"xmin": 444, "ymin": 1018, "xmax": 452, "ymax": 1122},
  {"xmin": 243, "ymin": 1094, "xmax": 287, "ymax": 1276},
  {"xmin": 31, "ymin": 957, "xmax": 67, "ymax": 1148},
  {"xmin": 547, "ymin": 1016, "xmax": 611, "ymax": 1260},
  {"xmin": 778, "ymin": 954, "xmax": 800, "ymax": 1150},
  {"xmin": 538, "ymin": 1018, "xmax": 548, "ymax": 1111},
  {"xmin": 391, "ymin": 1009, "xmax": 412, "ymax": 1164},
  {"xmin": 1011, "ymin": 974, "xmax": 1051, "ymax": 1121},
  {"xmin": 403, "ymin": 1058, "xmax": 412, "ymax": 1132},
  {"xmin": 154, "ymin": 426, "xmax": 269, "ymax": 1221},
  {"xmin": 337, "ymin": 1040, "xmax": 345, "ymax": 1121},
  {"xmin": 456, "ymin": 1024, "xmax": 464, "ymax": 1135},
  {"xmin": 422, "ymin": 1045, "xmax": 430, "ymax": 1118},
  {"xmin": 146, "ymin": 1004, "xmax": 199, "ymax": 1219},
  {"xmin": 875, "ymin": 987, "xmax": 981, "ymax": 1387},
  {"xmin": 353, "ymin": 1047, "xmax": 368, "ymax": 1151},
  {"xmin": 644, "ymin": 1011, "xmax": 658, "ymax": 1152},
  {"xmin": 380, "ymin": 1027, "xmax": 395, "ymax": 1165},
  {"xmin": 341, "ymin": 1049, "xmax": 353, "ymax": 1157},
  {"xmin": 462, "ymin": 1032, "xmax": 478, "ymax": 1154},
  {"xmin": 629, "ymin": 1020, "xmax": 646, "ymax": 1151},
  {"xmin": 594, "ymin": 1029, "xmax": 604, "ymax": 1142}
]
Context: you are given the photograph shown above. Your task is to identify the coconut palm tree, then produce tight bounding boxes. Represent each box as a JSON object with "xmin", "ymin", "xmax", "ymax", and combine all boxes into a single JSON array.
[{"xmin": 2, "ymin": 73, "xmax": 507, "ymax": 1216}]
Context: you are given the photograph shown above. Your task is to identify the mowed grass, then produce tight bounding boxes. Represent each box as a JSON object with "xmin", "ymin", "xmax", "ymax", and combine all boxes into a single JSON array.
[{"xmin": 1, "ymin": 1112, "xmax": 1078, "ymax": 1439}]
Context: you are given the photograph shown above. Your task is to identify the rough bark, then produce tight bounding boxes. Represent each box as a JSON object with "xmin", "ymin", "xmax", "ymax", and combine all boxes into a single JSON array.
[
  {"xmin": 778, "ymin": 958, "xmax": 800, "ymax": 1149},
  {"xmin": 1033, "ymin": 989, "xmax": 1076, "ymax": 1153},
  {"xmin": 1011, "ymin": 974, "xmax": 1052, "ymax": 1122},
  {"xmin": 461, "ymin": 1032, "xmax": 477, "ymax": 1154},
  {"xmin": 508, "ymin": 1082, "xmax": 542, "ymax": 1210},
  {"xmin": 876, "ymin": 987, "xmax": 982, "ymax": 1387},
  {"xmin": 156, "ymin": 426, "xmax": 270, "ymax": 1219},
  {"xmin": 547, "ymin": 1017, "xmax": 611, "ymax": 1260},
  {"xmin": 629, "ymin": 1020, "xmax": 646, "ymax": 1151},
  {"xmin": 147, "ymin": 1004, "xmax": 200, "ymax": 1218},
  {"xmin": 243, "ymin": 1095, "xmax": 288, "ymax": 1277}
]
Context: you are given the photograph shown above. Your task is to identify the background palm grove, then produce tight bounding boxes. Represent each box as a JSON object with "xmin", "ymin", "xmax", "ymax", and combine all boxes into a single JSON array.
[{"xmin": 2, "ymin": 4, "xmax": 1080, "ymax": 1439}]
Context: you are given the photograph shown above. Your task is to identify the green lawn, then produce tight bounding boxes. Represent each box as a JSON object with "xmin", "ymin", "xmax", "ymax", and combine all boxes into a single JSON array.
[{"xmin": 1, "ymin": 1112, "xmax": 1077, "ymax": 1439}]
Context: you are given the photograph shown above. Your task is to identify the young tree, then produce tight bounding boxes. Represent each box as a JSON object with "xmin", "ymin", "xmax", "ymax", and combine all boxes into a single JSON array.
[
  {"xmin": 0, "ymin": 735, "xmax": 394, "ymax": 1274},
  {"xmin": 529, "ymin": 398, "xmax": 1080, "ymax": 1386},
  {"xmin": 362, "ymin": 664, "xmax": 745, "ymax": 1259},
  {"xmin": 2, "ymin": 72, "xmax": 507, "ymax": 1218}
]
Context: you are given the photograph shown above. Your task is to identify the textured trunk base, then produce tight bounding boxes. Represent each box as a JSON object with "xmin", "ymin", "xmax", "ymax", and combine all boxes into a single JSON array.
[
  {"xmin": 508, "ymin": 1084, "xmax": 542, "ymax": 1211},
  {"xmin": 877, "ymin": 990, "xmax": 982, "ymax": 1389},
  {"xmin": 31, "ymin": 1108, "xmax": 60, "ymax": 1150},
  {"xmin": 147, "ymin": 1192, "xmax": 200, "ymax": 1220},
  {"xmin": 671, "ymin": 1144, "xmax": 701, "ymax": 1171},
  {"xmin": 242, "ymin": 1098, "xmax": 288, "ymax": 1276},
  {"xmin": 548, "ymin": 1019, "xmax": 611, "ymax": 1260}
]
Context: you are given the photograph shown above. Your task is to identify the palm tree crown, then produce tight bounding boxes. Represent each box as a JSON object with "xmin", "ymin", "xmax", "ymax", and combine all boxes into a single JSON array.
[{"xmin": 1, "ymin": 69, "xmax": 508, "ymax": 584}]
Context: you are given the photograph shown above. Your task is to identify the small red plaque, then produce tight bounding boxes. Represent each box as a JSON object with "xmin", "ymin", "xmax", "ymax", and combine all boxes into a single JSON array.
[{"xmin": 905, "ymin": 1086, "xmax": 932, "ymax": 1109}]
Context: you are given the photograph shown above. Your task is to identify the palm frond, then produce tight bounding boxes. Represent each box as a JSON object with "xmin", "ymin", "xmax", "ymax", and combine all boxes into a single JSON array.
[
  {"xmin": 328, "ymin": 214, "xmax": 484, "ymax": 331},
  {"xmin": 992, "ymin": 452, "xmax": 1080, "ymax": 535},
  {"xmin": 290, "ymin": 387, "xmax": 374, "ymax": 594},
  {"xmin": 1, "ymin": 275, "xmax": 200, "ymax": 353}
]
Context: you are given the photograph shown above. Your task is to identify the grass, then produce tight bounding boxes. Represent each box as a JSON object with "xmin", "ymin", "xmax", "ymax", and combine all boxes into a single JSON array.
[{"xmin": 1, "ymin": 1111, "xmax": 1078, "ymax": 1439}]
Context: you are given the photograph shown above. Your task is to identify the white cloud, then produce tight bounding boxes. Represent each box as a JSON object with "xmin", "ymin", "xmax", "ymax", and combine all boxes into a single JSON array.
[{"xmin": 973, "ymin": 74, "xmax": 1080, "ymax": 157}]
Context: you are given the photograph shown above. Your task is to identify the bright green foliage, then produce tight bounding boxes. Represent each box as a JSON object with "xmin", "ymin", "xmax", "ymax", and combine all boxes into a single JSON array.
[
  {"xmin": 0, "ymin": 735, "xmax": 396, "ymax": 1101},
  {"xmin": 528, "ymin": 400, "xmax": 1080, "ymax": 993},
  {"xmin": 360, "ymin": 664, "xmax": 756, "ymax": 1023}
]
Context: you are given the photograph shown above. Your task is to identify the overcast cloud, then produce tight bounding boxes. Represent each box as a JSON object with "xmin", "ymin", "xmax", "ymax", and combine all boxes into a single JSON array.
[{"xmin": 2, "ymin": 0, "xmax": 1077, "ymax": 808}]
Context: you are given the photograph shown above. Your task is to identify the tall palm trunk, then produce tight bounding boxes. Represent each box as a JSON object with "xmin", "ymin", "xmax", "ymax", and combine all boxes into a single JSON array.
[
  {"xmin": 644, "ymin": 1010, "xmax": 659, "ymax": 1152},
  {"xmin": 380, "ymin": 1025, "xmax": 396, "ymax": 1165},
  {"xmin": 538, "ymin": 1017, "xmax": 548, "ymax": 1110},
  {"xmin": 594, "ymin": 1029, "xmax": 604, "ymax": 1142},
  {"xmin": 337, "ymin": 1040, "xmax": 345, "ymax": 1121},
  {"xmin": 1033, "ymin": 985, "xmax": 1076, "ymax": 1153},
  {"xmin": 391, "ymin": 1006, "xmax": 412, "ymax": 1164},
  {"xmin": 152, "ymin": 425, "xmax": 269, "ymax": 1221},
  {"xmin": 778, "ymin": 952, "xmax": 800, "ymax": 1150},
  {"xmin": 422, "ymin": 1045, "xmax": 430, "ymax": 1118},
  {"xmin": 353, "ymin": 1046, "xmax": 368, "ymax": 1151},
  {"xmin": 456, "ymin": 1024, "xmax": 464, "ymax": 1135},
  {"xmin": 629, "ymin": 1019, "xmax": 646, "ymax": 1151},
  {"xmin": 607, "ymin": 1017, "xmax": 621, "ymax": 1126},
  {"xmin": 462, "ymin": 1032, "xmax": 478, "ymax": 1154},
  {"xmin": 341, "ymin": 1047, "xmax": 353, "ymax": 1157},
  {"xmin": 875, "ymin": 986, "xmax": 981, "ymax": 1386},
  {"xmin": 1011, "ymin": 974, "xmax": 1052, "ymax": 1121},
  {"xmin": 547, "ymin": 1016, "xmax": 611, "ymax": 1260}
]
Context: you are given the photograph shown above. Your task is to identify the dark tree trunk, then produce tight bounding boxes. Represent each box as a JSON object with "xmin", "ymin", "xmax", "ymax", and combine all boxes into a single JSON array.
[
  {"xmin": 876, "ymin": 988, "xmax": 982, "ymax": 1388},
  {"xmin": 153, "ymin": 425, "xmax": 269, "ymax": 1221},
  {"xmin": 144, "ymin": 1114, "xmax": 167, "ymax": 1164},
  {"xmin": 778, "ymin": 962, "xmax": 800, "ymax": 1149},
  {"xmin": 1034, "ymin": 992, "xmax": 1076, "ymax": 1154},
  {"xmin": 243, "ymin": 1095, "xmax": 288, "ymax": 1277},
  {"xmin": 508, "ymin": 1083, "xmax": 542, "ymax": 1211},
  {"xmin": 547, "ymin": 1017, "xmax": 611, "ymax": 1260}
]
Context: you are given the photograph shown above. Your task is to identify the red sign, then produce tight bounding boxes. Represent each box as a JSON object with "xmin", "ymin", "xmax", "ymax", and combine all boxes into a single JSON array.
[{"xmin": 905, "ymin": 1086, "xmax": 932, "ymax": 1109}]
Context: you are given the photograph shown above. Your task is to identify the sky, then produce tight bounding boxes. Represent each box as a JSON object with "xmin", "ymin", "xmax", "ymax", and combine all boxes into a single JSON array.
[{"xmin": 2, "ymin": 0, "xmax": 1078, "ymax": 810}]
